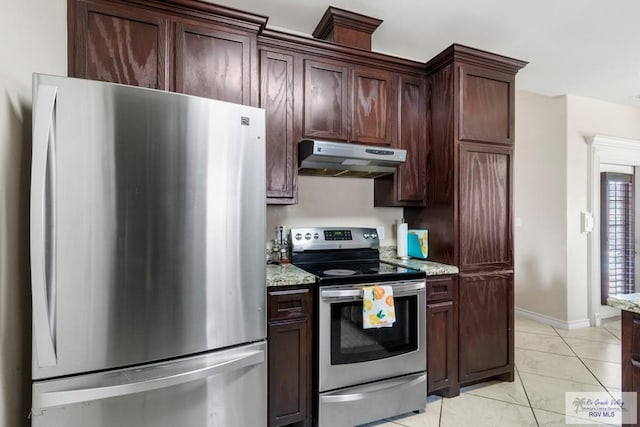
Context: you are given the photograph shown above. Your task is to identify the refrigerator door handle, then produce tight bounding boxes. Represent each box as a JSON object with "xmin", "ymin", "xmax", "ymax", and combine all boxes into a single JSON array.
[
  {"xmin": 31, "ymin": 83, "xmax": 58, "ymax": 367},
  {"xmin": 33, "ymin": 348, "xmax": 265, "ymax": 410}
]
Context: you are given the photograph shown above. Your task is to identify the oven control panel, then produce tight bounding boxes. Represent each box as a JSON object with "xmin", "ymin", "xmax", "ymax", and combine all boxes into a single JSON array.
[{"xmin": 289, "ymin": 227, "xmax": 379, "ymax": 252}]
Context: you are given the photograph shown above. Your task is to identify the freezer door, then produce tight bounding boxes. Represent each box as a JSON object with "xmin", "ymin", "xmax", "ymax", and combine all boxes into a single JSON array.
[
  {"xmin": 31, "ymin": 74, "xmax": 266, "ymax": 379},
  {"xmin": 31, "ymin": 341, "xmax": 267, "ymax": 427}
]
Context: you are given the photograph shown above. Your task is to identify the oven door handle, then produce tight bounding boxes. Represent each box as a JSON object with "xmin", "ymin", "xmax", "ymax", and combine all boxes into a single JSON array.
[{"xmin": 320, "ymin": 281, "xmax": 425, "ymax": 299}]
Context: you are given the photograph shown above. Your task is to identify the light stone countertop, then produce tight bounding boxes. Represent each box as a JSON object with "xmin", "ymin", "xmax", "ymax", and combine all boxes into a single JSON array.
[
  {"xmin": 379, "ymin": 245, "xmax": 459, "ymax": 276},
  {"xmin": 266, "ymin": 247, "xmax": 459, "ymax": 287},
  {"xmin": 381, "ymin": 258, "xmax": 459, "ymax": 276},
  {"xmin": 266, "ymin": 263, "xmax": 316, "ymax": 288},
  {"xmin": 607, "ymin": 293, "xmax": 640, "ymax": 314}
]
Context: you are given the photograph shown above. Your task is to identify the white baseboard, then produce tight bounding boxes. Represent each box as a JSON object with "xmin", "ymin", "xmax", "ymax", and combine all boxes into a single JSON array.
[{"xmin": 515, "ymin": 307, "xmax": 591, "ymax": 330}]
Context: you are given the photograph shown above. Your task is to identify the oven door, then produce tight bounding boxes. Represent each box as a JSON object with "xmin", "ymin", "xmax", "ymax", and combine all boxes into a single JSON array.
[{"xmin": 318, "ymin": 279, "xmax": 426, "ymax": 392}]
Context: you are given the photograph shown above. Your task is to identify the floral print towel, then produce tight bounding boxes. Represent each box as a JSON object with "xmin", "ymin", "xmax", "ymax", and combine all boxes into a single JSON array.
[{"xmin": 362, "ymin": 285, "xmax": 395, "ymax": 328}]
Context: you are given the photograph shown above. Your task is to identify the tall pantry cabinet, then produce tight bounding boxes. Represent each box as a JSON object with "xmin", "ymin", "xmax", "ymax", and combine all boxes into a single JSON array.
[{"xmin": 405, "ymin": 44, "xmax": 527, "ymax": 386}]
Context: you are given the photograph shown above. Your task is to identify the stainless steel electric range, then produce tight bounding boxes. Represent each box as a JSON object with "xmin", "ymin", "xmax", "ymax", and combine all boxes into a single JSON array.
[{"xmin": 289, "ymin": 227, "xmax": 427, "ymax": 427}]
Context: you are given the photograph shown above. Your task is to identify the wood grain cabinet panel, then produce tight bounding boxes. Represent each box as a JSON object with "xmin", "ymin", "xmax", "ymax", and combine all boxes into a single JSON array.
[
  {"xmin": 373, "ymin": 73, "xmax": 426, "ymax": 206},
  {"xmin": 260, "ymin": 49, "xmax": 296, "ymax": 203},
  {"xmin": 459, "ymin": 65, "xmax": 514, "ymax": 144},
  {"xmin": 268, "ymin": 319, "xmax": 309, "ymax": 426},
  {"xmin": 427, "ymin": 301, "xmax": 458, "ymax": 395},
  {"xmin": 459, "ymin": 142, "xmax": 512, "ymax": 272},
  {"xmin": 405, "ymin": 44, "xmax": 525, "ymax": 389},
  {"xmin": 175, "ymin": 21, "xmax": 252, "ymax": 105},
  {"xmin": 622, "ymin": 310, "xmax": 640, "ymax": 422},
  {"xmin": 267, "ymin": 287, "xmax": 312, "ymax": 427},
  {"xmin": 396, "ymin": 74, "xmax": 426, "ymax": 203},
  {"xmin": 426, "ymin": 275, "xmax": 459, "ymax": 397},
  {"xmin": 351, "ymin": 68, "xmax": 394, "ymax": 146},
  {"xmin": 458, "ymin": 272, "xmax": 513, "ymax": 384},
  {"xmin": 70, "ymin": 0, "xmax": 169, "ymax": 89},
  {"xmin": 303, "ymin": 59, "xmax": 350, "ymax": 141}
]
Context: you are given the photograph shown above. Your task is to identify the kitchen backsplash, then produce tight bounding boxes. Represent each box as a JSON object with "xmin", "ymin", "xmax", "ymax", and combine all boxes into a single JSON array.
[{"xmin": 267, "ymin": 176, "xmax": 403, "ymax": 248}]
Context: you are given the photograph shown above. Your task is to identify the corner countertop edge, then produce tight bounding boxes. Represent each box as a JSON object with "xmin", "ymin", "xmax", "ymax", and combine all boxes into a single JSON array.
[
  {"xmin": 608, "ymin": 293, "xmax": 640, "ymax": 314},
  {"xmin": 266, "ymin": 263, "xmax": 316, "ymax": 287}
]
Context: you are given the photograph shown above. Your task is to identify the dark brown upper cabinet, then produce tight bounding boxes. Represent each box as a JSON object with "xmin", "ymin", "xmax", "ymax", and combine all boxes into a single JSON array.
[
  {"xmin": 69, "ymin": 0, "xmax": 169, "ymax": 89},
  {"xmin": 302, "ymin": 58, "xmax": 350, "ymax": 141},
  {"xmin": 459, "ymin": 65, "xmax": 515, "ymax": 145},
  {"xmin": 260, "ymin": 48, "xmax": 297, "ymax": 203},
  {"xmin": 69, "ymin": 0, "xmax": 265, "ymax": 107},
  {"xmin": 351, "ymin": 67, "xmax": 395, "ymax": 146},
  {"xmin": 174, "ymin": 19, "xmax": 256, "ymax": 106},
  {"xmin": 302, "ymin": 60, "xmax": 396, "ymax": 146},
  {"xmin": 374, "ymin": 73, "xmax": 426, "ymax": 206}
]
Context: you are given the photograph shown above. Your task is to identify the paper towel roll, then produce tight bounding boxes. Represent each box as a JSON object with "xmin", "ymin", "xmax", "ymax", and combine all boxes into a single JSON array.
[{"xmin": 397, "ymin": 221, "xmax": 408, "ymax": 259}]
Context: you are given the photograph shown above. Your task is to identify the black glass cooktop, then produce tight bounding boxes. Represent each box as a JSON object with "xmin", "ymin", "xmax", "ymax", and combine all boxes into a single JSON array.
[{"xmin": 294, "ymin": 260, "xmax": 424, "ymax": 285}]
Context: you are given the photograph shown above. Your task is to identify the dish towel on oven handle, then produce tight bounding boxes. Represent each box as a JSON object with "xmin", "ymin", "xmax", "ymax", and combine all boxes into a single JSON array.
[{"xmin": 362, "ymin": 285, "xmax": 395, "ymax": 328}]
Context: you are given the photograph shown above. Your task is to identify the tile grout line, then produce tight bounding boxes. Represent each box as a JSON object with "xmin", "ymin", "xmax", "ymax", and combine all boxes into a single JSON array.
[
  {"xmin": 551, "ymin": 324, "xmax": 618, "ymax": 398},
  {"xmin": 514, "ymin": 365, "xmax": 540, "ymax": 427},
  {"xmin": 520, "ymin": 319, "xmax": 621, "ymax": 425}
]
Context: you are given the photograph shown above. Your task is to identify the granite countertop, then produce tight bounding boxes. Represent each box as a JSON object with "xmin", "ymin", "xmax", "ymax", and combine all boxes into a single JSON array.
[
  {"xmin": 266, "ymin": 263, "xmax": 316, "ymax": 287},
  {"xmin": 607, "ymin": 293, "xmax": 640, "ymax": 314},
  {"xmin": 379, "ymin": 245, "xmax": 459, "ymax": 276},
  {"xmin": 266, "ymin": 246, "xmax": 459, "ymax": 287},
  {"xmin": 380, "ymin": 258, "xmax": 459, "ymax": 276}
]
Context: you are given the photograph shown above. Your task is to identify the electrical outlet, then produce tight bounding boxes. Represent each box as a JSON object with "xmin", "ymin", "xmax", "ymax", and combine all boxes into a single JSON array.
[{"xmin": 376, "ymin": 226, "xmax": 385, "ymax": 240}]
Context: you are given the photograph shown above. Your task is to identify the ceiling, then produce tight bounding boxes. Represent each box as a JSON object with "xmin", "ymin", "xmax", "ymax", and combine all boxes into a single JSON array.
[{"xmin": 211, "ymin": 0, "xmax": 640, "ymax": 107}]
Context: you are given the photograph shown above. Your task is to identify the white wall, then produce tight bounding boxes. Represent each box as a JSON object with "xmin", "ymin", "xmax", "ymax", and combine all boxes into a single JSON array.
[
  {"xmin": 267, "ymin": 176, "xmax": 403, "ymax": 246},
  {"xmin": 514, "ymin": 90, "xmax": 568, "ymax": 321},
  {"xmin": 0, "ymin": 0, "xmax": 66, "ymax": 425}
]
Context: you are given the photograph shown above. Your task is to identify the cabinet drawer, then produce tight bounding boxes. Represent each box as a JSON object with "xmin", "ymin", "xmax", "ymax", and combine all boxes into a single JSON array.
[
  {"xmin": 427, "ymin": 275, "xmax": 456, "ymax": 302},
  {"xmin": 268, "ymin": 287, "xmax": 312, "ymax": 321}
]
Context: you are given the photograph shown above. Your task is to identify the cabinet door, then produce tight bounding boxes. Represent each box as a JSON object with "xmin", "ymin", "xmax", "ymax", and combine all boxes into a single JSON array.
[
  {"xmin": 427, "ymin": 300, "xmax": 459, "ymax": 396},
  {"xmin": 268, "ymin": 318, "xmax": 310, "ymax": 427},
  {"xmin": 396, "ymin": 74, "xmax": 426, "ymax": 203},
  {"xmin": 175, "ymin": 20, "xmax": 253, "ymax": 105},
  {"xmin": 267, "ymin": 287, "xmax": 311, "ymax": 427},
  {"xmin": 459, "ymin": 65, "xmax": 514, "ymax": 145},
  {"xmin": 622, "ymin": 310, "xmax": 640, "ymax": 418},
  {"xmin": 70, "ymin": 0, "xmax": 169, "ymax": 89},
  {"xmin": 373, "ymin": 74, "xmax": 426, "ymax": 207},
  {"xmin": 260, "ymin": 49, "xmax": 296, "ymax": 203},
  {"xmin": 303, "ymin": 59, "xmax": 349, "ymax": 141},
  {"xmin": 351, "ymin": 67, "xmax": 394, "ymax": 146},
  {"xmin": 459, "ymin": 142, "xmax": 512, "ymax": 272},
  {"xmin": 459, "ymin": 272, "xmax": 513, "ymax": 384}
]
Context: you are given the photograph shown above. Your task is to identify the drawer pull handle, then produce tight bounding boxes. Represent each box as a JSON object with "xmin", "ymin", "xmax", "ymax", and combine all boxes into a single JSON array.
[
  {"xmin": 277, "ymin": 300, "xmax": 302, "ymax": 311},
  {"xmin": 631, "ymin": 358, "xmax": 640, "ymax": 368}
]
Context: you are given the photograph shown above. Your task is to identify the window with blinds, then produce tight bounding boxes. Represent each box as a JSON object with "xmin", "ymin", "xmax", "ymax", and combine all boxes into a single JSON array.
[{"xmin": 601, "ymin": 172, "xmax": 635, "ymax": 304}]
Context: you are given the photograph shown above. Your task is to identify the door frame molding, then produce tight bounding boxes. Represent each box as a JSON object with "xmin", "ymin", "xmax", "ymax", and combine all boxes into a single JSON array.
[{"xmin": 586, "ymin": 135, "xmax": 640, "ymax": 326}]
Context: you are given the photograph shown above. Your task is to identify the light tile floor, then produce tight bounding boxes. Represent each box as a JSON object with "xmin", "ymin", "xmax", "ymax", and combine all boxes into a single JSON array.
[{"xmin": 359, "ymin": 315, "xmax": 622, "ymax": 427}]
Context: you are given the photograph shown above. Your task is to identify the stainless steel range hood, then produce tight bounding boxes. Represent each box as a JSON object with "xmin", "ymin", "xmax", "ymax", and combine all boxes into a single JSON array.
[{"xmin": 298, "ymin": 139, "xmax": 406, "ymax": 178}]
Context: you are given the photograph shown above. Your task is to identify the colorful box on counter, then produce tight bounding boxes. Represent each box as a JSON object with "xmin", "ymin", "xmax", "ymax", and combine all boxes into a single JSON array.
[{"xmin": 407, "ymin": 229, "xmax": 428, "ymax": 259}]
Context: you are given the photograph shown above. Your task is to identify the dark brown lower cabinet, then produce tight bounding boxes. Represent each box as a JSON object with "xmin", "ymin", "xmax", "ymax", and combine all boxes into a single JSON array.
[
  {"xmin": 267, "ymin": 286, "xmax": 312, "ymax": 427},
  {"xmin": 426, "ymin": 275, "xmax": 459, "ymax": 397},
  {"xmin": 622, "ymin": 310, "xmax": 640, "ymax": 426},
  {"xmin": 458, "ymin": 272, "xmax": 514, "ymax": 385}
]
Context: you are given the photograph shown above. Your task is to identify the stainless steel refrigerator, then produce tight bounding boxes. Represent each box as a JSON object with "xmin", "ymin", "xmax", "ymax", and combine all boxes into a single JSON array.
[{"xmin": 30, "ymin": 74, "xmax": 267, "ymax": 426}]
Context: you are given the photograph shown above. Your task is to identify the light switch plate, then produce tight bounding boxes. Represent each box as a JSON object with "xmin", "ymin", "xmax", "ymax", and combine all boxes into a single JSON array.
[{"xmin": 581, "ymin": 211, "xmax": 594, "ymax": 233}]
